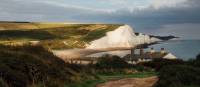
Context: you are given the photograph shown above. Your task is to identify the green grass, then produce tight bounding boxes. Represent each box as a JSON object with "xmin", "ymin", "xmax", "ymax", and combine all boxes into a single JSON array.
[
  {"xmin": 0, "ymin": 30, "xmax": 58, "ymax": 40},
  {"xmin": 0, "ymin": 23, "xmax": 122, "ymax": 49},
  {"xmin": 81, "ymin": 28, "xmax": 117, "ymax": 42},
  {"xmin": 0, "ymin": 45, "xmax": 97, "ymax": 87},
  {"xmin": 0, "ymin": 24, "xmax": 121, "ymax": 41},
  {"xmin": 65, "ymin": 71, "xmax": 157, "ymax": 87},
  {"xmin": 98, "ymin": 71, "xmax": 157, "ymax": 81}
]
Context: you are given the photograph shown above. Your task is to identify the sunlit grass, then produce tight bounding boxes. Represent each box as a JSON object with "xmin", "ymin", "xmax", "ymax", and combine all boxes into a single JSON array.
[{"xmin": 0, "ymin": 23, "xmax": 122, "ymax": 49}]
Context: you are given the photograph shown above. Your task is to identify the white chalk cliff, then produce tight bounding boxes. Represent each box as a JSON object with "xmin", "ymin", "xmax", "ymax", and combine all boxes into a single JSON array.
[
  {"xmin": 87, "ymin": 25, "xmax": 161, "ymax": 49},
  {"xmin": 54, "ymin": 25, "xmax": 163, "ymax": 59},
  {"xmin": 87, "ymin": 25, "xmax": 138, "ymax": 49}
]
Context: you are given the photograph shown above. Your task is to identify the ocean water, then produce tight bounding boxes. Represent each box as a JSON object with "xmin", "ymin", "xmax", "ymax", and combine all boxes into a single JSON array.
[{"xmin": 148, "ymin": 40, "xmax": 200, "ymax": 60}]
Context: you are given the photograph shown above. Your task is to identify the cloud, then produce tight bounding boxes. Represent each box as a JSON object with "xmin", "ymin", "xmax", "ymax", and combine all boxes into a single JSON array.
[
  {"xmin": 89, "ymin": 0, "xmax": 193, "ymax": 11},
  {"xmin": 150, "ymin": 0, "xmax": 189, "ymax": 9},
  {"xmin": 0, "ymin": 0, "xmax": 200, "ymax": 39},
  {"xmin": 0, "ymin": 0, "xmax": 199, "ymax": 22},
  {"xmin": 101, "ymin": 0, "xmax": 200, "ymax": 30}
]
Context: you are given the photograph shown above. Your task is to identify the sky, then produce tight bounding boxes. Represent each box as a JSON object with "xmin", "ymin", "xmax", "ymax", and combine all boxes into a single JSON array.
[{"xmin": 0, "ymin": 0, "xmax": 200, "ymax": 40}]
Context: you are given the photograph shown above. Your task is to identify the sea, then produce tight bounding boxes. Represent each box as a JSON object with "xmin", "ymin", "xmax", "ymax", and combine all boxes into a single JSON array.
[
  {"xmin": 147, "ymin": 40, "xmax": 200, "ymax": 60},
  {"xmin": 84, "ymin": 40, "xmax": 200, "ymax": 60}
]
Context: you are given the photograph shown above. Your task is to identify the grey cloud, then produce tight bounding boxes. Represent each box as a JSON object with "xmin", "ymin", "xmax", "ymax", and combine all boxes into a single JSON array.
[
  {"xmin": 1, "ymin": 0, "xmax": 200, "ymax": 24},
  {"xmin": 0, "ymin": 0, "xmax": 106, "ymax": 21},
  {"xmin": 0, "ymin": 0, "xmax": 200, "ymax": 39}
]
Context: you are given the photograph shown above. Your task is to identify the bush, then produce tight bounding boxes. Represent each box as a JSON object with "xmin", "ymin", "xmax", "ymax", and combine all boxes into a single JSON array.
[
  {"xmin": 138, "ymin": 58, "xmax": 185, "ymax": 71},
  {"xmin": 155, "ymin": 65, "xmax": 200, "ymax": 87},
  {"xmin": 0, "ymin": 45, "xmax": 97, "ymax": 87},
  {"xmin": 96, "ymin": 55, "xmax": 130, "ymax": 69},
  {"xmin": 186, "ymin": 54, "xmax": 200, "ymax": 68},
  {"xmin": 94, "ymin": 55, "xmax": 137, "ymax": 74}
]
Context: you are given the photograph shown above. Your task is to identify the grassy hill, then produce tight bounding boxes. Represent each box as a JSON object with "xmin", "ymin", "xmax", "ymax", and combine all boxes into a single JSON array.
[
  {"xmin": 0, "ymin": 22, "xmax": 122, "ymax": 49},
  {"xmin": 0, "ymin": 44, "xmax": 158, "ymax": 87},
  {"xmin": 0, "ymin": 21, "xmax": 70, "ymax": 30},
  {"xmin": 0, "ymin": 45, "xmax": 97, "ymax": 87}
]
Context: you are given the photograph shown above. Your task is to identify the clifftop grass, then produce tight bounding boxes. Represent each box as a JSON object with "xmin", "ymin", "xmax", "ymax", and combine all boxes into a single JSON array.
[{"xmin": 0, "ymin": 22, "xmax": 122, "ymax": 49}]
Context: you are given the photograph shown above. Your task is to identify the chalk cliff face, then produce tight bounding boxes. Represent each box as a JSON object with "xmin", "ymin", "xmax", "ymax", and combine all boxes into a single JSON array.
[
  {"xmin": 135, "ymin": 33, "xmax": 162, "ymax": 44},
  {"xmin": 135, "ymin": 33, "xmax": 151, "ymax": 44},
  {"xmin": 87, "ymin": 25, "xmax": 161, "ymax": 49},
  {"xmin": 87, "ymin": 25, "xmax": 138, "ymax": 49},
  {"xmin": 52, "ymin": 24, "xmax": 163, "ymax": 59}
]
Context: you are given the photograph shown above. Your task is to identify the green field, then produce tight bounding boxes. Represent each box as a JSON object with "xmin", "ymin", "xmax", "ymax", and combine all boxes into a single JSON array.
[{"xmin": 0, "ymin": 22, "xmax": 122, "ymax": 49}]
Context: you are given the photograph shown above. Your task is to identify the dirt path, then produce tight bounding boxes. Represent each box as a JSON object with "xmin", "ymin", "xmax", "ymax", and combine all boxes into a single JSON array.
[{"xmin": 96, "ymin": 76, "xmax": 158, "ymax": 87}]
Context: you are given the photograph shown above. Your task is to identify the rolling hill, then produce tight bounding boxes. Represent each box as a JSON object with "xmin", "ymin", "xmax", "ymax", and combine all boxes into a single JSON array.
[{"xmin": 0, "ymin": 22, "xmax": 122, "ymax": 49}]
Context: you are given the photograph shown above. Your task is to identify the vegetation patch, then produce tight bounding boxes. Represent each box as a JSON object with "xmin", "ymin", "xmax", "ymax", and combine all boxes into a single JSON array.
[
  {"xmin": 0, "ymin": 23, "xmax": 122, "ymax": 49},
  {"xmin": 138, "ymin": 54, "xmax": 200, "ymax": 87},
  {"xmin": 0, "ymin": 45, "xmax": 97, "ymax": 87},
  {"xmin": 155, "ymin": 65, "xmax": 200, "ymax": 87},
  {"xmin": 65, "ymin": 71, "xmax": 156, "ymax": 87}
]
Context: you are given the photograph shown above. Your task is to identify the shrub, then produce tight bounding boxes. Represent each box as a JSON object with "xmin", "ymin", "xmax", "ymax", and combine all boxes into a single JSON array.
[
  {"xmin": 0, "ymin": 45, "xmax": 97, "ymax": 87},
  {"xmin": 155, "ymin": 65, "xmax": 200, "ymax": 87},
  {"xmin": 96, "ymin": 55, "xmax": 129, "ymax": 69},
  {"xmin": 94, "ymin": 55, "xmax": 136, "ymax": 74},
  {"xmin": 138, "ymin": 58, "xmax": 185, "ymax": 71},
  {"xmin": 194, "ymin": 54, "xmax": 200, "ymax": 67}
]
